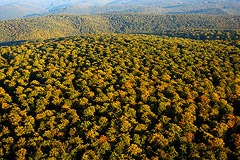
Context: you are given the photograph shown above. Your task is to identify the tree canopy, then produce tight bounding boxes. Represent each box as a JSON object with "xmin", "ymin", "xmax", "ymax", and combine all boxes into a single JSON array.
[{"xmin": 0, "ymin": 33, "xmax": 239, "ymax": 159}]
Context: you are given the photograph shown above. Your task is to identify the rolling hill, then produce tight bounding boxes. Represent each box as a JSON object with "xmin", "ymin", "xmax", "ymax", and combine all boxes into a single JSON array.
[
  {"xmin": 0, "ymin": 32, "xmax": 240, "ymax": 160},
  {"xmin": 0, "ymin": 2, "xmax": 240, "ymax": 159},
  {"xmin": 0, "ymin": 4, "xmax": 38, "ymax": 20},
  {"xmin": 0, "ymin": 13, "xmax": 240, "ymax": 44},
  {"xmin": 0, "ymin": 0, "xmax": 240, "ymax": 20}
]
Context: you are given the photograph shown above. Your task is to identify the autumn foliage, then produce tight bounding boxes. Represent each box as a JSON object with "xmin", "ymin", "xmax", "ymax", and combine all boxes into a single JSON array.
[{"xmin": 0, "ymin": 33, "xmax": 239, "ymax": 159}]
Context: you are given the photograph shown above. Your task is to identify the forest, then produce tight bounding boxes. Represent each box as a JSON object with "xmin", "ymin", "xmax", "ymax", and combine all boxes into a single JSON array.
[
  {"xmin": 0, "ymin": 13, "xmax": 240, "ymax": 44},
  {"xmin": 0, "ymin": 32, "xmax": 240, "ymax": 159}
]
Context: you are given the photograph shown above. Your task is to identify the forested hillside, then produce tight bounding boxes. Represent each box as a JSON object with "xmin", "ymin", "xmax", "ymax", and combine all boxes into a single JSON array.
[
  {"xmin": 0, "ymin": 33, "xmax": 240, "ymax": 159},
  {"xmin": 0, "ymin": 13, "xmax": 240, "ymax": 44}
]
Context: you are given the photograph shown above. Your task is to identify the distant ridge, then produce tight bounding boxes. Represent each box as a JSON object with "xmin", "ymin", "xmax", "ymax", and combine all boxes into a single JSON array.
[
  {"xmin": 0, "ymin": 13, "xmax": 239, "ymax": 44},
  {"xmin": 0, "ymin": 0, "xmax": 240, "ymax": 20},
  {"xmin": 0, "ymin": 4, "xmax": 37, "ymax": 20},
  {"xmin": 167, "ymin": 8, "xmax": 229, "ymax": 15}
]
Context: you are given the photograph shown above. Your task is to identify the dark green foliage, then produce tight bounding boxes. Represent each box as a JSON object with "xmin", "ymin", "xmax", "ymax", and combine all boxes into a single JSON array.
[{"xmin": 0, "ymin": 34, "xmax": 240, "ymax": 159}]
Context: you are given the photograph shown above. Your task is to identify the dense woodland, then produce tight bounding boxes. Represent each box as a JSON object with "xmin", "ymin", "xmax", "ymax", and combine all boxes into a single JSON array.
[
  {"xmin": 0, "ymin": 13, "xmax": 240, "ymax": 44},
  {"xmin": 0, "ymin": 33, "xmax": 240, "ymax": 159}
]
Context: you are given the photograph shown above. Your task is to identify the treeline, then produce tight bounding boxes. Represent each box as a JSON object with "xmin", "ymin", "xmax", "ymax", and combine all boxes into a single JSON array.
[
  {"xmin": 0, "ymin": 13, "xmax": 240, "ymax": 43},
  {"xmin": 158, "ymin": 29, "xmax": 240, "ymax": 41},
  {"xmin": 0, "ymin": 34, "xmax": 240, "ymax": 159}
]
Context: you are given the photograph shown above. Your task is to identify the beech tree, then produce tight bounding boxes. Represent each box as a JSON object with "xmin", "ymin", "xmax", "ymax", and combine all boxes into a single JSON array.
[{"xmin": 0, "ymin": 33, "xmax": 239, "ymax": 159}]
